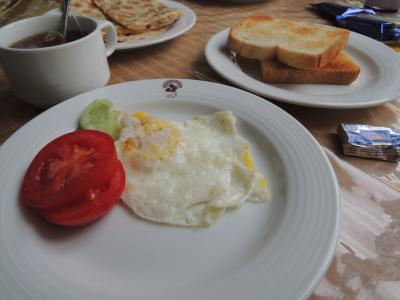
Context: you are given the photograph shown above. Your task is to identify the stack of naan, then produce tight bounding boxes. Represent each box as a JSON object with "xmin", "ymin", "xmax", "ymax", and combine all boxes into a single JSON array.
[{"xmin": 71, "ymin": 0, "xmax": 184, "ymax": 42}]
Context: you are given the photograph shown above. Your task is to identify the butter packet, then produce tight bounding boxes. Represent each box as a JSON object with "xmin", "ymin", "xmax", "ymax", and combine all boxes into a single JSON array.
[{"xmin": 337, "ymin": 123, "xmax": 400, "ymax": 161}]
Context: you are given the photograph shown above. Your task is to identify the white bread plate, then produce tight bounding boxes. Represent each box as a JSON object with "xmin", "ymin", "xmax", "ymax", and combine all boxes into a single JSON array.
[
  {"xmin": 45, "ymin": 0, "xmax": 196, "ymax": 50},
  {"xmin": 205, "ymin": 28, "xmax": 400, "ymax": 108}
]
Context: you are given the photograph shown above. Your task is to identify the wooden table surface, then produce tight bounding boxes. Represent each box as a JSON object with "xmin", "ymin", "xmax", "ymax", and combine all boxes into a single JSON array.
[{"xmin": 1, "ymin": 0, "xmax": 400, "ymax": 299}]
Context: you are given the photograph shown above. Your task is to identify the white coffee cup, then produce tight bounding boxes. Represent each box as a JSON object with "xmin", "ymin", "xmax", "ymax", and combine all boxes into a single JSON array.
[{"xmin": 0, "ymin": 14, "xmax": 117, "ymax": 108}]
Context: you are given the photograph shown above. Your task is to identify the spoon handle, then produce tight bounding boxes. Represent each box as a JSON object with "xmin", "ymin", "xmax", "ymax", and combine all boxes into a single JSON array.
[{"xmin": 61, "ymin": 0, "xmax": 71, "ymax": 40}]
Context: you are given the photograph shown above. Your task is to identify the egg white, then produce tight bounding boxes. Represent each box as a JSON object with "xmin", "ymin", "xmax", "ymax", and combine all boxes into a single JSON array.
[{"xmin": 115, "ymin": 111, "xmax": 268, "ymax": 227}]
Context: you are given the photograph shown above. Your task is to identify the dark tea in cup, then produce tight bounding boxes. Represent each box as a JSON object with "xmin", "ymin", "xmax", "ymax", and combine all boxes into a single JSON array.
[{"xmin": 10, "ymin": 30, "xmax": 87, "ymax": 49}]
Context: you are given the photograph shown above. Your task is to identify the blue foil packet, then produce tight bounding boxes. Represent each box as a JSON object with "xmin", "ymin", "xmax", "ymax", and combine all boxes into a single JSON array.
[
  {"xmin": 338, "ymin": 123, "xmax": 400, "ymax": 161},
  {"xmin": 310, "ymin": 2, "xmax": 376, "ymax": 18},
  {"xmin": 310, "ymin": 2, "xmax": 400, "ymax": 41}
]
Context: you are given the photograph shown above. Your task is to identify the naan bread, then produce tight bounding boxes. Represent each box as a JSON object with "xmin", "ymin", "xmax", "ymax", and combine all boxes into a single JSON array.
[
  {"xmin": 71, "ymin": 0, "xmax": 108, "ymax": 20},
  {"xmin": 91, "ymin": 0, "xmax": 117, "ymax": 12},
  {"xmin": 117, "ymin": 27, "xmax": 167, "ymax": 42},
  {"xmin": 93, "ymin": 0, "xmax": 183, "ymax": 34},
  {"xmin": 71, "ymin": 0, "xmax": 167, "ymax": 42},
  {"xmin": 71, "ymin": 0, "xmax": 134, "ymax": 35}
]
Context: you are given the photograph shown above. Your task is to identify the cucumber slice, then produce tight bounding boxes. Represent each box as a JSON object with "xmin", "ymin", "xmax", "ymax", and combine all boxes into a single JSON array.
[{"xmin": 79, "ymin": 99, "xmax": 119, "ymax": 139}]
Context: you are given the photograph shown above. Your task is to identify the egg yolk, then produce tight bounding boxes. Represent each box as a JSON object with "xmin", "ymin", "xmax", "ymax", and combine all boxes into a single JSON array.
[
  {"xmin": 121, "ymin": 112, "xmax": 181, "ymax": 162},
  {"xmin": 242, "ymin": 148, "xmax": 267, "ymax": 188}
]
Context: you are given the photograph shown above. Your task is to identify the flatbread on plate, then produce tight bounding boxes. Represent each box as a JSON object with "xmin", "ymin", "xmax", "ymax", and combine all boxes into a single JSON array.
[
  {"xmin": 93, "ymin": 0, "xmax": 183, "ymax": 34},
  {"xmin": 117, "ymin": 27, "xmax": 167, "ymax": 42},
  {"xmin": 71, "ymin": 0, "xmax": 168, "ymax": 42}
]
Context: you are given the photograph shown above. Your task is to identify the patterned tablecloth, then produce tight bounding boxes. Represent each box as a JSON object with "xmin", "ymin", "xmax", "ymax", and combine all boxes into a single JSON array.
[{"xmin": 1, "ymin": 0, "xmax": 399, "ymax": 299}]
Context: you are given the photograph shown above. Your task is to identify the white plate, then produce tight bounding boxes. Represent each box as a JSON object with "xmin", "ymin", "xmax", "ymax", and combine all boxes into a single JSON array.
[
  {"xmin": 0, "ymin": 79, "xmax": 339, "ymax": 300},
  {"xmin": 117, "ymin": 0, "xmax": 196, "ymax": 50},
  {"xmin": 205, "ymin": 28, "xmax": 400, "ymax": 108},
  {"xmin": 46, "ymin": 0, "xmax": 196, "ymax": 50}
]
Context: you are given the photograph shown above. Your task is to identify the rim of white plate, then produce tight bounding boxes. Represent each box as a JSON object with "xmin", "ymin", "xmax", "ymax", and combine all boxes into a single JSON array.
[
  {"xmin": 0, "ymin": 79, "xmax": 339, "ymax": 300},
  {"xmin": 205, "ymin": 28, "xmax": 400, "ymax": 108}
]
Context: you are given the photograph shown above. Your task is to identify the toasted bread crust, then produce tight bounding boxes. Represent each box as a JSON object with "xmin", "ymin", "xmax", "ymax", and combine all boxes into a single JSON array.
[
  {"xmin": 228, "ymin": 16, "xmax": 349, "ymax": 70},
  {"xmin": 260, "ymin": 52, "xmax": 360, "ymax": 85}
]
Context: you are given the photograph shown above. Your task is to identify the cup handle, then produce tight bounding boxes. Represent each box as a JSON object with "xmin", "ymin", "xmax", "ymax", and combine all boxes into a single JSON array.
[{"xmin": 97, "ymin": 20, "xmax": 117, "ymax": 57}]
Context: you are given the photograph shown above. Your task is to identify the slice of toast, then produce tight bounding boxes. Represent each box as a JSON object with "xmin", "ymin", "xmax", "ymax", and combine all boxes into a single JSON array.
[
  {"xmin": 228, "ymin": 16, "xmax": 349, "ymax": 70},
  {"xmin": 260, "ymin": 51, "xmax": 360, "ymax": 85}
]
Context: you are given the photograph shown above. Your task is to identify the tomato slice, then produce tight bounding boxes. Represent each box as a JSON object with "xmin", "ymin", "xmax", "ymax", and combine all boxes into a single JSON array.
[
  {"xmin": 21, "ymin": 130, "xmax": 118, "ymax": 209},
  {"xmin": 40, "ymin": 161, "xmax": 126, "ymax": 226}
]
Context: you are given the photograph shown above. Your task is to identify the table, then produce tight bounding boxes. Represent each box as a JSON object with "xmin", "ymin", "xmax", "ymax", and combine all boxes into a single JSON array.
[{"xmin": 1, "ymin": 0, "xmax": 399, "ymax": 299}]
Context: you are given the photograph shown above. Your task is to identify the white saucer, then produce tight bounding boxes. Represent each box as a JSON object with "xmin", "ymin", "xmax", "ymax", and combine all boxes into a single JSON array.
[{"xmin": 117, "ymin": 0, "xmax": 196, "ymax": 50}]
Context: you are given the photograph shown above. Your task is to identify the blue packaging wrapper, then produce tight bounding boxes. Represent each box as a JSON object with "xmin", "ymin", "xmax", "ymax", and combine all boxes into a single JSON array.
[
  {"xmin": 310, "ymin": 2, "xmax": 400, "ymax": 41},
  {"xmin": 310, "ymin": 2, "xmax": 375, "ymax": 18},
  {"xmin": 338, "ymin": 123, "xmax": 400, "ymax": 161},
  {"xmin": 339, "ymin": 14, "xmax": 400, "ymax": 40}
]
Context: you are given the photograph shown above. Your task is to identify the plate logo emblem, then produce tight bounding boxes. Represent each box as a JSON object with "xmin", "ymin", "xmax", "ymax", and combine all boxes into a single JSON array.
[{"xmin": 163, "ymin": 80, "xmax": 182, "ymax": 98}]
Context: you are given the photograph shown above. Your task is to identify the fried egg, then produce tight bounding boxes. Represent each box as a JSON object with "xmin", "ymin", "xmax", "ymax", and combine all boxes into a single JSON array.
[{"xmin": 115, "ymin": 111, "xmax": 268, "ymax": 227}]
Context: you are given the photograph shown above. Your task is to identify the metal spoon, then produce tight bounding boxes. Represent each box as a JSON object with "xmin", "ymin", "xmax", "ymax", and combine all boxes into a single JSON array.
[
  {"xmin": 44, "ymin": 0, "xmax": 81, "ymax": 45},
  {"xmin": 61, "ymin": 0, "xmax": 72, "ymax": 42}
]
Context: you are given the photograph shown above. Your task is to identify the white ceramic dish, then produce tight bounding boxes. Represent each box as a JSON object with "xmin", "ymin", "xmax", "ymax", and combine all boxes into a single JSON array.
[
  {"xmin": 117, "ymin": 0, "xmax": 196, "ymax": 50},
  {"xmin": 46, "ymin": 0, "xmax": 196, "ymax": 50},
  {"xmin": 205, "ymin": 28, "xmax": 400, "ymax": 108},
  {"xmin": 0, "ymin": 14, "xmax": 117, "ymax": 107},
  {"xmin": 0, "ymin": 79, "xmax": 339, "ymax": 300}
]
